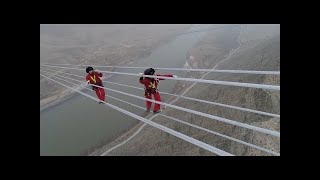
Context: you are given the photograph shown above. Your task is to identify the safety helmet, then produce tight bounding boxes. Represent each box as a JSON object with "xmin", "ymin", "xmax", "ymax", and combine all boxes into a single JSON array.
[
  {"xmin": 86, "ymin": 66, "xmax": 94, "ymax": 73},
  {"xmin": 144, "ymin": 68, "xmax": 155, "ymax": 75}
]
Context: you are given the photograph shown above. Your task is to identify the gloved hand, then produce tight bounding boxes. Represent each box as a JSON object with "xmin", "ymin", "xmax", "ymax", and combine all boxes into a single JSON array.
[
  {"xmin": 139, "ymin": 73, "xmax": 144, "ymax": 81},
  {"xmin": 173, "ymin": 75, "xmax": 178, "ymax": 78}
]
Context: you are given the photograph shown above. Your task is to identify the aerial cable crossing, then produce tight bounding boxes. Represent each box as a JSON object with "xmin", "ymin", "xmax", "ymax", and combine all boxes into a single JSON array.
[
  {"xmin": 41, "ymin": 66, "xmax": 280, "ymax": 118},
  {"xmin": 40, "ymin": 67, "xmax": 280, "ymax": 137},
  {"xmin": 40, "ymin": 71, "xmax": 280, "ymax": 156},
  {"xmin": 40, "ymin": 24, "xmax": 280, "ymax": 155}
]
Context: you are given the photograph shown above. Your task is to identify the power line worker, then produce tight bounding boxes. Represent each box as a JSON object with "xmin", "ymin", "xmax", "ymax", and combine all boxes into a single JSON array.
[
  {"xmin": 85, "ymin": 66, "xmax": 105, "ymax": 104},
  {"xmin": 139, "ymin": 68, "xmax": 175, "ymax": 113}
]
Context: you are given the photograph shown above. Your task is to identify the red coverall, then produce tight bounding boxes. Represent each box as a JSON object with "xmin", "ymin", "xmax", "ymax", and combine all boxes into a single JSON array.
[
  {"xmin": 139, "ymin": 74, "xmax": 173, "ymax": 111},
  {"xmin": 86, "ymin": 71, "xmax": 105, "ymax": 102}
]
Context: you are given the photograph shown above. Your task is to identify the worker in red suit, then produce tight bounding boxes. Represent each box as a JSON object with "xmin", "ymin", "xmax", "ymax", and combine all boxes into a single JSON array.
[
  {"xmin": 85, "ymin": 66, "xmax": 105, "ymax": 104},
  {"xmin": 139, "ymin": 68, "xmax": 176, "ymax": 113}
]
